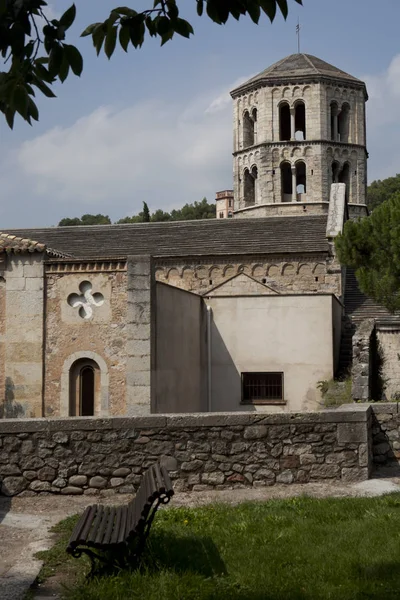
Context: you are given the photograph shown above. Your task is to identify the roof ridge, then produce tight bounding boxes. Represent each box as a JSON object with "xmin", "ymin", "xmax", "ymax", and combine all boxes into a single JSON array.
[{"xmin": 302, "ymin": 53, "xmax": 319, "ymax": 73}]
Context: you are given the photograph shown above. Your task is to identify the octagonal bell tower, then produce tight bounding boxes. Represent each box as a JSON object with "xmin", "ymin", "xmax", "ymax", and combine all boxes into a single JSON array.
[{"xmin": 231, "ymin": 53, "xmax": 368, "ymax": 218}]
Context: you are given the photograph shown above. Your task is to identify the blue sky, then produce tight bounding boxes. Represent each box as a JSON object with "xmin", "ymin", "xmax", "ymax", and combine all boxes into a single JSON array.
[{"xmin": 1, "ymin": 0, "xmax": 400, "ymax": 227}]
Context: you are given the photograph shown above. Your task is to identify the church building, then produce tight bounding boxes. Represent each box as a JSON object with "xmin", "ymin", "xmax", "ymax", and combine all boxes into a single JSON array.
[{"xmin": 1, "ymin": 53, "xmax": 390, "ymax": 420}]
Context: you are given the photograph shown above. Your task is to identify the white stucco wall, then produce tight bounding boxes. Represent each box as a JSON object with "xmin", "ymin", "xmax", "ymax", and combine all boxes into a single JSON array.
[{"xmin": 205, "ymin": 294, "xmax": 340, "ymax": 412}]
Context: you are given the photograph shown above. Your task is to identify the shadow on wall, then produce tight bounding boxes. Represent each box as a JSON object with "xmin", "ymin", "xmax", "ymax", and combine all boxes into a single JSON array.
[
  {"xmin": 210, "ymin": 321, "xmax": 255, "ymax": 412},
  {"xmin": 371, "ymin": 412, "xmax": 400, "ymax": 475},
  {"xmin": 370, "ymin": 330, "xmax": 387, "ymax": 401},
  {"xmin": 0, "ymin": 377, "xmax": 25, "ymax": 419}
]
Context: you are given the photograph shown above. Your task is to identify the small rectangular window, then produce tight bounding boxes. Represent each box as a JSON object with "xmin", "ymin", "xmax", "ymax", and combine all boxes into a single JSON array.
[
  {"xmin": 228, "ymin": 199, "xmax": 232, "ymax": 207},
  {"xmin": 219, "ymin": 212, "xmax": 224, "ymax": 218},
  {"xmin": 241, "ymin": 372, "xmax": 284, "ymax": 404}
]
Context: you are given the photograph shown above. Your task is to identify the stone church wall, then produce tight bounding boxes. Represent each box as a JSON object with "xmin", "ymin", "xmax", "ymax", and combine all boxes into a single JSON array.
[
  {"xmin": 0, "ymin": 407, "xmax": 371, "ymax": 496},
  {"xmin": 44, "ymin": 261, "xmax": 128, "ymax": 417},
  {"xmin": 1, "ymin": 255, "xmax": 45, "ymax": 419},
  {"xmin": 155, "ymin": 256, "xmax": 342, "ymax": 297}
]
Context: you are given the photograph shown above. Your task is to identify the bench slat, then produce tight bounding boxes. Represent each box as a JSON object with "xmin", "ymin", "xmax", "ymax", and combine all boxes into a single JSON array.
[
  {"xmin": 117, "ymin": 506, "xmax": 128, "ymax": 544},
  {"xmin": 153, "ymin": 463, "xmax": 165, "ymax": 494},
  {"xmin": 102, "ymin": 507, "xmax": 116, "ymax": 545},
  {"xmin": 87, "ymin": 506, "xmax": 104, "ymax": 545},
  {"xmin": 110, "ymin": 507, "xmax": 123, "ymax": 545},
  {"xmin": 68, "ymin": 506, "xmax": 92, "ymax": 547},
  {"xmin": 75, "ymin": 504, "xmax": 98, "ymax": 545},
  {"xmin": 161, "ymin": 465, "xmax": 173, "ymax": 495},
  {"xmin": 94, "ymin": 506, "xmax": 110, "ymax": 546}
]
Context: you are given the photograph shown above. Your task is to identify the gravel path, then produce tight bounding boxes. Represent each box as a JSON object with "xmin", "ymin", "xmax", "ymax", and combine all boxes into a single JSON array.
[{"xmin": 1, "ymin": 474, "xmax": 400, "ymax": 600}]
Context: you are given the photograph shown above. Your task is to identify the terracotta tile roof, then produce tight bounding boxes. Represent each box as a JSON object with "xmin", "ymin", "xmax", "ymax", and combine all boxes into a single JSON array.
[
  {"xmin": 0, "ymin": 232, "xmax": 72, "ymax": 258},
  {"xmin": 231, "ymin": 53, "xmax": 367, "ymax": 97},
  {"xmin": 4, "ymin": 215, "xmax": 330, "ymax": 260},
  {"xmin": 0, "ymin": 233, "xmax": 46, "ymax": 254}
]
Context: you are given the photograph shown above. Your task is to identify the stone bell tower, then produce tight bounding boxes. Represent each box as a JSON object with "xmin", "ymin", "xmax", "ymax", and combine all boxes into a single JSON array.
[{"xmin": 230, "ymin": 53, "xmax": 368, "ymax": 218}]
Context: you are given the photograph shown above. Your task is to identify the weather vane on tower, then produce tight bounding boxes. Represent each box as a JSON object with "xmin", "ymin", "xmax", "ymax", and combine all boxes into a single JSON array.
[{"xmin": 296, "ymin": 18, "xmax": 301, "ymax": 53}]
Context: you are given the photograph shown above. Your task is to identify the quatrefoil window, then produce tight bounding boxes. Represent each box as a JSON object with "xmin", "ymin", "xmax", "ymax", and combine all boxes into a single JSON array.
[{"xmin": 67, "ymin": 281, "xmax": 104, "ymax": 320}]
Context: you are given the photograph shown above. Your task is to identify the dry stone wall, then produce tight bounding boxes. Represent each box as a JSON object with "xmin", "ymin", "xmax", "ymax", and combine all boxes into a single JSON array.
[
  {"xmin": 371, "ymin": 403, "xmax": 400, "ymax": 468},
  {"xmin": 0, "ymin": 409, "xmax": 371, "ymax": 497}
]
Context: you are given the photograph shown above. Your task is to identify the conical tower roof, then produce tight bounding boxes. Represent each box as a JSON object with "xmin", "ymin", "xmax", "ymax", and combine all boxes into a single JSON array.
[{"xmin": 231, "ymin": 53, "xmax": 367, "ymax": 97}]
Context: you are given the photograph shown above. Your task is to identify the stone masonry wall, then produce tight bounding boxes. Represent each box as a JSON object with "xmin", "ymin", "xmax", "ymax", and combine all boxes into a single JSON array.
[
  {"xmin": 44, "ymin": 265, "xmax": 128, "ymax": 417},
  {"xmin": 352, "ymin": 319, "xmax": 375, "ymax": 402},
  {"xmin": 0, "ymin": 408, "xmax": 371, "ymax": 497},
  {"xmin": 371, "ymin": 403, "xmax": 400, "ymax": 468},
  {"xmin": 155, "ymin": 255, "xmax": 341, "ymax": 297},
  {"xmin": 376, "ymin": 325, "xmax": 400, "ymax": 400}
]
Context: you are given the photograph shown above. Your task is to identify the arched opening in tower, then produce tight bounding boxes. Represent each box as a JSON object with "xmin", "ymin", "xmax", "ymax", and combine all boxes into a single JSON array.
[
  {"xmin": 252, "ymin": 108, "xmax": 258, "ymax": 144},
  {"xmin": 339, "ymin": 162, "xmax": 350, "ymax": 202},
  {"xmin": 332, "ymin": 161, "xmax": 340, "ymax": 184},
  {"xmin": 243, "ymin": 110, "xmax": 255, "ymax": 147},
  {"xmin": 330, "ymin": 102, "xmax": 339, "ymax": 141},
  {"xmin": 338, "ymin": 104, "xmax": 350, "ymax": 143},
  {"xmin": 296, "ymin": 161, "xmax": 307, "ymax": 199},
  {"xmin": 280, "ymin": 161, "xmax": 292, "ymax": 202},
  {"xmin": 244, "ymin": 166, "xmax": 257, "ymax": 205},
  {"xmin": 279, "ymin": 103, "xmax": 291, "ymax": 141},
  {"xmin": 294, "ymin": 102, "xmax": 306, "ymax": 140}
]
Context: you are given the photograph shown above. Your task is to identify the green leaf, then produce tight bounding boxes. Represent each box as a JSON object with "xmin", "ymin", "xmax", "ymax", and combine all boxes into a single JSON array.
[
  {"xmin": 5, "ymin": 108, "xmax": 15, "ymax": 129},
  {"xmin": 59, "ymin": 4, "xmax": 76, "ymax": 31},
  {"xmin": 119, "ymin": 24, "xmax": 130, "ymax": 52},
  {"xmin": 58, "ymin": 53, "xmax": 70, "ymax": 83},
  {"xmin": 160, "ymin": 29, "xmax": 174, "ymax": 46},
  {"xmin": 276, "ymin": 0, "xmax": 289, "ymax": 19},
  {"xmin": 92, "ymin": 25, "xmax": 107, "ymax": 55},
  {"xmin": 172, "ymin": 18, "xmax": 194, "ymax": 39},
  {"xmin": 156, "ymin": 16, "xmax": 171, "ymax": 36},
  {"xmin": 12, "ymin": 85, "xmax": 29, "ymax": 118},
  {"xmin": 115, "ymin": 6, "xmax": 137, "ymax": 17},
  {"xmin": 104, "ymin": 25, "xmax": 117, "ymax": 59},
  {"xmin": 247, "ymin": 1, "xmax": 261, "ymax": 23},
  {"xmin": 64, "ymin": 44, "xmax": 83, "ymax": 76},
  {"xmin": 27, "ymin": 97, "xmax": 39, "ymax": 122},
  {"xmin": 48, "ymin": 44, "xmax": 63, "ymax": 77},
  {"xmin": 129, "ymin": 19, "xmax": 145, "ymax": 48},
  {"xmin": 197, "ymin": 0, "xmax": 204, "ymax": 17},
  {"xmin": 31, "ymin": 75, "xmax": 56, "ymax": 98},
  {"xmin": 81, "ymin": 22, "xmax": 102, "ymax": 37},
  {"xmin": 34, "ymin": 62, "xmax": 54, "ymax": 83},
  {"xmin": 260, "ymin": 0, "xmax": 276, "ymax": 21}
]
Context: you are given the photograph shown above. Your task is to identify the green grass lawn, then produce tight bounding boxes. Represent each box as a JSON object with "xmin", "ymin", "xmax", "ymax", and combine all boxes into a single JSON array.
[{"xmin": 35, "ymin": 494, "xmax": 400, "ymax": 600}]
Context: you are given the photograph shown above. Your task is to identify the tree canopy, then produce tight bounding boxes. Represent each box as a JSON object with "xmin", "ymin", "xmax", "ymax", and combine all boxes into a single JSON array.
[
  {"xmin": 367, "ymin": 174, "xmax": 400, "ymax": 211},
  {"xmin": 58, "ymin": 213, "xmax": 111, "ymax": 226},
  {"xmin": 0, "ymin": 0, "xmax": 302, "ymax": 128},
  {"xmin": 58, "ymin": 197, "xmax": 216, "ymax": 225},
  {"xmin": 335, "ymin": 194, "xmax": 400, "ymax": 313}
]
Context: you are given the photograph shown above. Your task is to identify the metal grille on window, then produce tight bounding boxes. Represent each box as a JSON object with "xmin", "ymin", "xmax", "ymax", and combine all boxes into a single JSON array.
[{"xmin": 242, "ymin": 372, "xmax": 283, "ymax": 402}]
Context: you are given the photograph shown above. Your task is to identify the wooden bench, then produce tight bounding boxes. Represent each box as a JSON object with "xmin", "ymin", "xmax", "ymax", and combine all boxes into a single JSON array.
[{"xmin": 66, "ymin": 463, "xmax": 174, "ymax": 575}]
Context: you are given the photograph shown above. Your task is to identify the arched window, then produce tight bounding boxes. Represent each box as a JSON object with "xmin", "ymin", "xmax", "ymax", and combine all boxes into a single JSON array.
[
  {"xmin": 339, "ymin": 162, "xmax": 350, "ymax": 202},
  {"xmin": 338, "ymin": 103, "xmax": 350, "ymax": 143},
  {"xmin": 244, "ymin": 166, "xmax": 258, "ymax": 206},
  {"xmin": 252, "ymin": 108, "xmax": 258, "ymax": 144},
  {"xmin": 330, "ymin": 102, "xmax": 339, "ymax": 141},
  {"xmin": 294, "ymin": 101, "xmax": 306, "ymax": 140},
  {"xmin": 296, "ymin": 161, "xmax": 307, "ymax": 197},
  {"xmin": 281, "ymin": 161, "xmax": 292, "ymax": 202},
  {"xmin": 69, "ymin": 358, "xmax": 100, "ymax": 416},
  {"xmin": 332, "ymin": 161, "xmax": 340, "ymax": 183},
  {"xmin": 243, "ymin": 110, "xmax": 255, "ymax": 147},
  {"xmin": 279, "ymin": 103, "xmax": 291, "ymax": 141}
]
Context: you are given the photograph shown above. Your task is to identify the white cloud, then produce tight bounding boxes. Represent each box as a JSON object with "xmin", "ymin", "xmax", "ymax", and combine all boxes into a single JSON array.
[
  {"xmin": 363, "ymin": 54, "xmax": 400, "ymax": 179},
  {"xmin": 12, "ymin": 83, "xmax": 236, "ymax": 221},
  {"xmin": 205, "ymin": 74, "xmax": 255, "ymax": 114}
]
